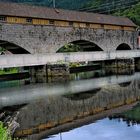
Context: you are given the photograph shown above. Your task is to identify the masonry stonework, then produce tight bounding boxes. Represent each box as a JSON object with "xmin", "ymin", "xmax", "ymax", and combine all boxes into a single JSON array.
[{"xmin": 0, "ymin": 23, "xmax": 138, "ymax": 54}]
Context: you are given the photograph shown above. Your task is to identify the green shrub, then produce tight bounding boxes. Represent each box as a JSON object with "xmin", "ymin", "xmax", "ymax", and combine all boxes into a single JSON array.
[
  {"xmin": 0, "ymin": 122, "xmax": 12, "ymax": 140},
  {"xmin": 0, "ymin": 68, "xmax": 19, "ymax": 75}
]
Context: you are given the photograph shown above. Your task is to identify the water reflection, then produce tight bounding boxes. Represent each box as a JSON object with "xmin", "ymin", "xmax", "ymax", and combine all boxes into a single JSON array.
[
  {"xmin": 1, "ymin": 71, "xmax": 140, "ymax": 140},
  {"xmin": 0, "ymin": 80, "xmax": 27, "ymax": 89},
  {"xmin": 0, "ymin": 73, "xmax": 140, "ymax": 108},
  {"xmin": 110, "ymin": 103, "xmax": 140, "ymax": 126},
  {"xmin": 13, "ymin": 79, "xmax": 140, "ymax": 138},
  {"xmin": 46, "ymin": 118, "xmax": 140, "ymax": 140}
]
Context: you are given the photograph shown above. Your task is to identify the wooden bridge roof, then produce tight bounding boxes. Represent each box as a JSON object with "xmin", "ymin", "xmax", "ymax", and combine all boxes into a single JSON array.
[{"xmin": 0, "ymin": 2, "xmax": 136, "ymax": 27}]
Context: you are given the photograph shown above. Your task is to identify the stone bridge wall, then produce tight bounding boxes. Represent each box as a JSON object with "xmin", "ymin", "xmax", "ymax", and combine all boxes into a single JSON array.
[{"xmin": 0, "ymin": 23, "xmax": 138, "ymax": 54}]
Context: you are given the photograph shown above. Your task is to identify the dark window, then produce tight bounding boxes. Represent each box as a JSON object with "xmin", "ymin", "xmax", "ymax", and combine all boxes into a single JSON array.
[
  {"xmin": 121, "ymin": 26, "xmax": 124, "ymax": 30},
  {"xmin": 101, "ymin": 24, "xmax": 104, "ymax": 28},
  {"xmin": 26, "ymin": 18, "xmax": 32, "ymax": 23},
  {"xmin": 0, "ymin": 16, "xmax": 6, "ymax": 22},
  {"xmin": 69, "ymin": 22, "xmax": 73, "ymax": 26},
  {"xmin": 49, "ymin": 20, "xmax": 54, "ymax": 25},
  {"xmin": 86, "ymin": 23, "xmax": 90, "ymax": 28}
]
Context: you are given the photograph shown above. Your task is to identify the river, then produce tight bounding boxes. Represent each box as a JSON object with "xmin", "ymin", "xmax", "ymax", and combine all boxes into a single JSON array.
[{"xmin": 0, "ymin": 68, "xmax": 140, "ymax": 140}]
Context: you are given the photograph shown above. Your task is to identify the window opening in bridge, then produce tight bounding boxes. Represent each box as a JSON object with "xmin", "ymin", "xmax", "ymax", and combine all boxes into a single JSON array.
[
  {"xmin": 49, "ymin": 20, "xmax": 54, "ymax": 25},
  {"xmin": 121, "ymin": 26, "xmax": 124, "ymax": 30},
  {"xmin": 0, "ymin": 25, "xmax": 2, "ymax": 31},
  {"xmin": 26, "ymin": 18, "xmax": 32, "ymax": 23},
  {"xmin": 0, "ymin": 16, "xmax": 6, "ymax": 22},
  {"xmin": 138, "ymin": 32, "xmax": 140, "ymax": 48},
  {"xmin": 101, "ymin": 24, "xmax": 104, "ymax": 28},
  {"xmin": 86, "ymin": 23, "xmax": 90, "ymax": 28},
  {"xmin": 69, "ymin": 22, "xmax": 73, "ymax": 26}
]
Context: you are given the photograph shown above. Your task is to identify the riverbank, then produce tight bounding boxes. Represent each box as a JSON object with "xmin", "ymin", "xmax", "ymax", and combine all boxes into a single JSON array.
[
  {"xmin": 0, "ymin": 68, "xmax": 18, "ymax": 75},
  {"xmin": 0, "ymin": 112, "xmax": 20, "ymax": 140},
  {"xmin": 0, "ymin": 121, "xmax": 11, "ymax": 140}
]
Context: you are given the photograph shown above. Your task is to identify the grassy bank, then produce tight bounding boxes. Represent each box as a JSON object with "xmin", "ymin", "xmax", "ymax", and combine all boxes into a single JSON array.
[{"xmin": 0, "ymin": 68, "xmax": 19, "ymax": 75}]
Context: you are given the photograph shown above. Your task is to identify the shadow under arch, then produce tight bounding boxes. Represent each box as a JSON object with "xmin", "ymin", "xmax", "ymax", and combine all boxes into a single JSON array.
[
  {"xmin": 116, "ymin": 43, "xmax": 131, "ymax": 51},
  {"xmin": 0, "ymin": 40, "xmax": 30, "ymax": 54},
  {"xmin": 63, "ymin": 88, "xmax": 101, "ymax": 101},
  {"xmin": 137, "ymin": 81, "xmax": 140, "ymax": 90},
  {"xmin": 57, "ymin": 40, "xmax": 103, "ymax": 53},
  {"xmin": 119, "ymin": 82, "xmax": 132, "ymax": 88}
]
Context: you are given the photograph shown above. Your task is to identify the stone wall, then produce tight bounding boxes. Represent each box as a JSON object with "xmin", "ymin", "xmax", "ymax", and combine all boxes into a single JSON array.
[{"xmin": 0, "ymin": 23, "xmax": 138, "ymax": 54}]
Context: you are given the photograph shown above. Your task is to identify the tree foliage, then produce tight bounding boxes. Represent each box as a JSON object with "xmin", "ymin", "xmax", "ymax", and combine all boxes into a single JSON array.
[
  {"xmin": 82, "ymin": 0, "xmax": 104, "ymax": 9},
  {"xmin": 0, "ymin": 0, "xmax": 90, "ymax": 9},
  {"xmin": 82, "ymin": 0, "xmax": 140, "ymax": 26},
  {"xmin": 114, "ymin": 2, "xmax": 140, "ymax": 26},
  {"xmin": 57, "ymin": 44, "xmax": 81, "ymax": 53}
]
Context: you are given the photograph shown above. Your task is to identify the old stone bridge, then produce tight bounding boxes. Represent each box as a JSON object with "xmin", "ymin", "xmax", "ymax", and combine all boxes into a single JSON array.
[
  {"xmin": 0, "ymin": 2, "xmax": 139, "ymax": 69},
  {"xmin": 0, "ymin": 22, "xmax": 138, "ymax": 54}
]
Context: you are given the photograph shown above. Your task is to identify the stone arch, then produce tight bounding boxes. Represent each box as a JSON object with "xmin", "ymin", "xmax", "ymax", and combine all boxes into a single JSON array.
[
  {"xmin": 63, "ymin": 88, "xmax": 101, "ymax": 101},
  {"xmin": 0, "ymin": 40, "xmax": 30, "ymax": 54},
  {"xmin": 119, "ymin": 82, "xmax": 132, "ymax": 88},
  {"xmin": 116, "ymin": 43, "xmax": 132, "ymax": 50},
  {"xmin": 56, "ymin": 40, "xmax": 104, "ymax": 53},
  {"xmin": 137, "ymin": 81, "xmax": 140, "ymax": 90}
]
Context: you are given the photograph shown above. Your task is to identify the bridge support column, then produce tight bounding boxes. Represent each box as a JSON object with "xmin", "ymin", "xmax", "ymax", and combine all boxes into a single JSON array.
[
  {"xmin": 104, "ymin": 58, "xmax": 135, "ymax": 75},
  {"xmin": 29, "ymin": 65, "xmax": 48, "ymax": 83},
  {"xmin": 135, "ymin": 58, "xmax": 140, "ymax": 71},
  {"xmin": 104, "ymin": 58, "xmax": 135, "ymax": 68},
  {"xmin": 29, "ymin": 64, "xmax": 70, "ymax": 83},
  {"xmin": 115, "ymin": 58, "xmax": 135, "ymax": 68},
  {"xmin": 47, "ymin": 64, "xmax": 70, "ymax": 77}
]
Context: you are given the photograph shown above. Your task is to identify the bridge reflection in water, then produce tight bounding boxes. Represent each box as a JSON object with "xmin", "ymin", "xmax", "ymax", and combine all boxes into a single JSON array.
[{"xmin": 0, "ymin": 72, "xmax": 140, "ymax": 139}]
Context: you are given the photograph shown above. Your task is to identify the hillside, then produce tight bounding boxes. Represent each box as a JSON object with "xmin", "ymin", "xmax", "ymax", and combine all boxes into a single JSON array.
[
  {"xmin": 0, "ymin": 0, "xmax": 91, "ymax": 10},
  {"xmin": 80, "ymin": 0, "xmax": 140, "ymax": 26},
  {"xmin": 114, "ymin": 2, "xmax": 140, "ymax": 26}
]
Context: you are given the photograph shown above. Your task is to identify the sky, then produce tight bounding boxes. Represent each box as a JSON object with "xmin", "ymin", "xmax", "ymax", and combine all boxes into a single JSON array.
[{"xmin": 46, "ymin": 118, "xmax": 140, "ymax": 140}]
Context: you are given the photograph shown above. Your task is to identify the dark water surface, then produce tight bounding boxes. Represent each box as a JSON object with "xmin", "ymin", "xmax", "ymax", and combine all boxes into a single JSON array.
[{"xmin": 0, "ymin": 70, "xmax": 140, "ymax": 140}]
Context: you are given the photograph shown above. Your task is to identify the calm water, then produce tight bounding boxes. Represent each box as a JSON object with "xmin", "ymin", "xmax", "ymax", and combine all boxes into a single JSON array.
[
  {"xmin": 47, "ymin": 118, "xmax": 140, "ymax": 140},
  {"xmin": 0, "ymin": 69, "xmax": 140, "ymax": 140}
]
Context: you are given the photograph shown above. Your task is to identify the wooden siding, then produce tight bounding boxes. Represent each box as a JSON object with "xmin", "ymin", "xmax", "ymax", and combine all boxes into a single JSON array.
[
  {"xmin": 79, "ymin": 23, "xmax": 86, "ymax": 28},
  {"xmin": 55, "ymin": 21, "xmax": 69, "ymax": 27},
  {"xmin": 33, "ymin": 19, "xmax": 49, "ymax": 25},
  {"xmin": 7, "ymin": 16, "xmax": 26, "ymax": 24},
  {"xmin": 73, "ymin": 22, "xmax": 80, "ymax": 28},
  {"xmin": 124, "ymin": 26, "xmax": 135, "ymax": 31},
  {"xmin": 2, "ymin": 16, "xmax": 136, "ymax": 32},
  {"xmin": 104, "ymin": 25, "xmax": 122, "ymax": 30},
  {"xmin": 90, "ymin": 24, "xmax": 102, "ymax": 29},
  {"xmin": 73, "ymin": 22, "xmax": 87, "ymax": 28}
]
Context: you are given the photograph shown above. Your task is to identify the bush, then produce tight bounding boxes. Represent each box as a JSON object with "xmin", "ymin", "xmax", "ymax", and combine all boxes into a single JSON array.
[{"xmin": 0, "ymin": 122, "xmax": 12, "ymax": 140}]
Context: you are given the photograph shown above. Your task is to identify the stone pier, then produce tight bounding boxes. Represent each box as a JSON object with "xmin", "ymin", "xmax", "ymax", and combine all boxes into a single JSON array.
[
  {"xmin": 47, "ymin": 64, "xmax": 69, "ymax": 77},
  {"xmin": 104, "ymin": 58, "xmax": 135, "ymax": 68},
  {"xmin": 29, "ymin": 64, "xmax": 70, "ymax": 82}
]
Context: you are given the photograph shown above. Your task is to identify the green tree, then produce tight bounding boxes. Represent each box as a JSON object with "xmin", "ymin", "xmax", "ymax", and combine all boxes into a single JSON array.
[
  {"xmin": 114, "ymin": 2, "xmax": 140, "ymax": 26},
  {"xmin": 57, "ymin": 44, "xmax": 81, "ymax": 52}
]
